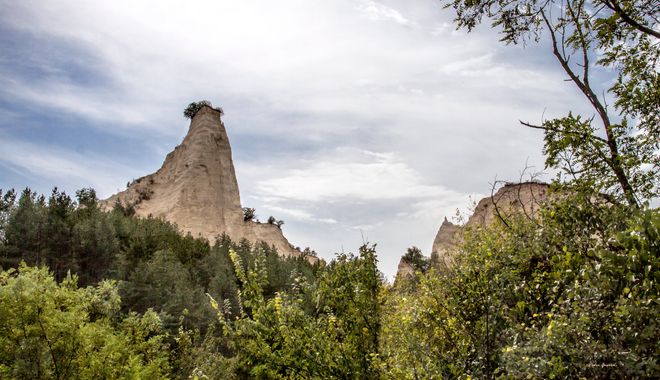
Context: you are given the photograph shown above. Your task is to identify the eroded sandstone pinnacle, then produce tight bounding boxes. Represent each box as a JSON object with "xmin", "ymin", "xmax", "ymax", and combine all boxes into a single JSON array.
[
  {"xmin": 102, "ymin": 105, "xmax": 316, "ymax": 263},
  {"xmin": 396, "ymin": 182, "xmax": 550, "ymax": 280},
  {"xmin": 431, "ymin": 182, "xmax": 549, "ymax": 267}
]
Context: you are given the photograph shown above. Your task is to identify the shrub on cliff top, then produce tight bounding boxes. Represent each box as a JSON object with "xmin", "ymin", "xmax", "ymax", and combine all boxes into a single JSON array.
[
  {"xmin": 243, "ymin": 207, "xmax": 256, "ymax": 222},
  {"xmin": 183, "ymin": 100, "xmax": 224, "ymax": 119}
]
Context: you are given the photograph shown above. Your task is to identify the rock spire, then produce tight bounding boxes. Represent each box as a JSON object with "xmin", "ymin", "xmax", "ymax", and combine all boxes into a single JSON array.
[
  {"xmin": 430, "ymin": 182, "xmax": 549, "ymax": 267},
  {"xmin": 102, "ymin": 105, "xmax": 315, "ymax": 262}
]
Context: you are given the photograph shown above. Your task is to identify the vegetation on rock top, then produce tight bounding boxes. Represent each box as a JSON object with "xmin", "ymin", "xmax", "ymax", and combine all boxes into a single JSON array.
[{"xmin": 183, "ymin": 100, "xmax": 224, "ymax": 119}]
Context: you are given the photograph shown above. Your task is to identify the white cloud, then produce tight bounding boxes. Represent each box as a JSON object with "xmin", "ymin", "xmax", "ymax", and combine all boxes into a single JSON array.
[
  {"xmin": 0, "ymin": 0, "xmax": 580, "ymax": 139},
  {"xmin": 0, "ymin": 136, "xmax": 142, "ymax": 198},
  {"xmin": 357, "ymin": 1, "xmax": 411, "ymax": 26},
  {"xmin": 0, "ymin": 77, "xmax": 153, "ymax": 127},
  {"xmin": 430, "ymin": 22, "xmax": 453, "ymax": 36},
  {"xmin": 256, "ymin": 148, "xmax": 443, "ymax": 202},
  {"xmin": 409, "ymin": 196, "xmax": 482, "ymax": 224},
  {"xmin": 259, "ymin": 204, "xmax": 338, "ymax": 225}
]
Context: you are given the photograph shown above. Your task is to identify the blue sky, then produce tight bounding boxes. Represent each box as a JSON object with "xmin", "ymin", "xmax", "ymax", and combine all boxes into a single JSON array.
[{"xmin": 0, "ymin": 0, "xmax": 597, "ymax": 279}]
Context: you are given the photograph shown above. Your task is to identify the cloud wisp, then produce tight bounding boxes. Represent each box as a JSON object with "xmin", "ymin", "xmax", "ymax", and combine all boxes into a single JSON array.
[
  {"xmin": 0, "ymin": 136, "xmax": 142, "ymax": 198},
  {"xmin": 256, "ymin": 149, "xmax": 443, "ymax": 202},
  {"xmin": 357, "ymin": 0, "xmax": 412, "ymax": 26}
]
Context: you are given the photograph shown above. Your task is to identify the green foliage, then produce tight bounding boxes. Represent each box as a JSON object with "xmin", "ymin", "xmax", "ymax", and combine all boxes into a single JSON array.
[
  {"xmin": 402, "ymin": 246, "xmax": 429, "ymax": 273},
  {"xmin": 302, "ymin": 247, "xmax": 317, "ymax": 257},
  {"xmin": 0, "ymin": 186, "xmax": 317, "ymax": 336},
  {"xmin": 381, "ymin": 196, "xmax": 659, "ymax": 378},
  {"xmin": 122, "ymin": 249, "xmax": 213, "ymax": 330},
  {"xmin": 0, "ymin": 265, "xmax": 170, "ymax": 379},
  {"xmin": 267, "ymin": 216, "xmax": 285, "ymax": 229},
  {"xmin": 243, "ymin": 207, "xmax": 257, "ymax": 222},
  {"xmin": 415, "ymin": 4, "xmax": 658, "ymax": 374},
  {"xmin": 183, "ymin": 100, "xmax": 224, "ymax": 119},
  {"xmin": 2, "ymin": 188, "xmax": 47, "ymax": 268},
  {"xmin": 2, "ymin": 182, "xmax": 656, "ymax": 378},
  {"xmin": 170, "ymin": 325, "xmax": 238, "ymax": 379},
  {"xmin": 1, "ymin": 188, "xmax": 116, "ymax": 285},
  {"xmin": 75, "ymin": 188, "xmax": 97, "ymax": 209},
  {"xmin": 498, "ymin": 202, "xmax": 659, "ymax": 378},
  {"xmin": 0, "ymin": 189, "xmax": 16, "ymax": 240},
  {"xmin": 442, "ymin": 0, "xmax": 659, "ymax": 205},
  {"xmin": 0, "ymin": 186, "xmax": 323, "ymax": 378},
  {"xmin": 208, "ymin": 244, "xmax": 382, "ymax": 379},
  {"xmin": 421, "ymin": 3, "xmax": 658, "ymax": 374}
]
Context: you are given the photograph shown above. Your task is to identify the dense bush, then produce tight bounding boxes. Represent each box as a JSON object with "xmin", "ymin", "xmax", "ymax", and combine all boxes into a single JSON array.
[
  {"xmin": 183, "ymin": 100, "xmax": 224, "ymax": 119},
  {"xmin": 209, "ymin": 244, "xmax": 381, "ymax": 379},
  {"xmin": 380, "ymin": 195, "xmax": 659, "ymax": 378},
  {"xmin": 0, "ymin": 265, "xmax": 171, "ymax": 379},
  {"xmin": 243, "ymin": 207, "xmax": 257, "ymax": 222}
]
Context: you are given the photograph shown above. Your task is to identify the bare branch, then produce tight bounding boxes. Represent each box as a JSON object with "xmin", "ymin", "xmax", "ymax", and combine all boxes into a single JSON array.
[
  {"xmin": 519, "ymin": 120, "xmax": 608, "ymax": 144},
  {"xmin": 516, "ymin": 163, "xmax": 543, "ymax": 227},
  {"xmin": 489, "ymin": 178, "xmax": 511, "ymax": 229}
]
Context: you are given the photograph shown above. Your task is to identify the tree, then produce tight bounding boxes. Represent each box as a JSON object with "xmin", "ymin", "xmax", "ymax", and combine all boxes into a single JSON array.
[
  {"xmin": 401, "ymin": 246, "xmax": 429, "ymax": 273},
  {"xmin": 442, "ymin": 0, "xmax": 659, "ymax": 206},
  {"xmin": 381, "ymin": 198, "xmax": 659, "ymax": 378},
  {"xmin": 243, "ymin": 207, "xmax": 257, "ymax": 222},
  {"xmin": 301, "ymin": 247, "xmax": 317, "ymax": 257},
  {"xmin": 0, "ymin": 189, "xmax": 16, "ymax": 241},
  {"xmin": 0, "ymin": 265, "xmax": 171, "ymax": 379},
  {"xmin": 212, "ymin": 245, "xmax": 382, "ymax": 378},
  {"xmin": 2, "ymin": 188, "xmax": 47, "ymax": 267},
  {"xmin": 75, "ymin": 188, "xmax": 97, "ymax": 209},
  {"xmin": 122, "ymin": 249, "xmax": 213, "ymax": 331},
  {"xmin": 44, "ymin": 188, "xmax": 75, "ymax": 281},
  {"xmin": 267, "ymin": 216, "xmax": 285, "ymax": 229},
  {"xmin": 183, "ymin": 100, "xmax": 224, "ymax": 119}
]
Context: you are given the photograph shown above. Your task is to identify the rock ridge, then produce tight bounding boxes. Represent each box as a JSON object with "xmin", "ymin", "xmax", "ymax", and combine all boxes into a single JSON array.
[
  {"xmin": 395, "ymin": 181, "xmax": 550, "ymax": 280},
  {"xmin": 430, "ymin": 182, "xmax": 549, "ymax": 268}
]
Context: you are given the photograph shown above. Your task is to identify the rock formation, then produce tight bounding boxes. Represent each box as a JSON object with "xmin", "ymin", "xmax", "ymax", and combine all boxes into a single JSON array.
[
  {"xmin": 395, "ymin": 258, "xmax": 414, "ymax": 279},
  {"xmin": 392, "ymin": 181, "xmax": 552, "ymax": 281},
  {"xmin": 102, "ymin": 105, "xmax": 317, "ymax": 263},
  {"xmin": 430, "ymin": 182, "xmax": 549, "ymax": 268},
  {"xmin": 430, "ymin": 217, "xmax": 462, "ymax": 268}
]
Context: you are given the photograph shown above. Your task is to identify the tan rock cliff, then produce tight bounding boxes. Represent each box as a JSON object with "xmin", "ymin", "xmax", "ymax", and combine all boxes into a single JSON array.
[
  {"xmin": 102, "ymin": 105, "xmax": 317, "ymax": 263},
  {"xmin": 431, "ymin": 217, "xmax": 461, "ymax": 268},
  {"xmin": 396, "ymin": 257, "xmax": 415, "ymax": 279},
  {"xmin": 431, "ymin": 182, "xmax": 550, "ymax": 269}
]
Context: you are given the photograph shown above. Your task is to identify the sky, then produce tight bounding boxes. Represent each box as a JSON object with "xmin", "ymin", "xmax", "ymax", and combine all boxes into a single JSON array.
[{"xmin": 0, "ymin": 0, "xmax": 597, "ymax": 279}]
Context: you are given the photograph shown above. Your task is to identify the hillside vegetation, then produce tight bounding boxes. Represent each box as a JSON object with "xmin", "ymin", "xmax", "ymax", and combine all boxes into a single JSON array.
[{"xmin": 0, "ymin": 177, "xmax": 657, "ymax": 379}]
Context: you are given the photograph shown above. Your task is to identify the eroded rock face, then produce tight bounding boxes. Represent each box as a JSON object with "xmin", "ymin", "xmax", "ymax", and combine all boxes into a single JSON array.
[
  {"xmin": 464, "ymin": 182, "xmax": 549, "ymax": 229},
  {"xmin": 396, "ymin": 257, "xmax": 415, "ymax": 279},
  {"xmin": 102, "ymin": 106, "xmax": 316, "ymax": 263},
  {"xmin": 431, "ymin": 217, "xmax": 461, "ymax": 268},
  {"xmin": 430, "ymin": 182, "xmax": 550, "ymax": 269}
]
